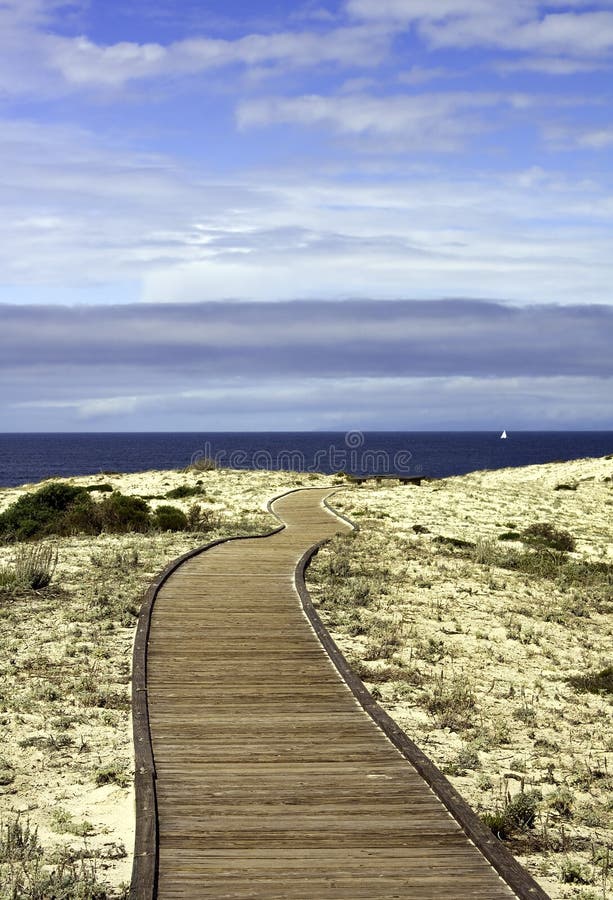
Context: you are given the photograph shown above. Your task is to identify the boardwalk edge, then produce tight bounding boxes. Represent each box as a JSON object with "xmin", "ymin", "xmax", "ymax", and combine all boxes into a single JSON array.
[
  {"xmin": 292, "ymin": 491, "xmax": 551, "ymax": 900},
  {"xmin": 129, "ymin": 485, "xmax": 327, "ymax": 899}
]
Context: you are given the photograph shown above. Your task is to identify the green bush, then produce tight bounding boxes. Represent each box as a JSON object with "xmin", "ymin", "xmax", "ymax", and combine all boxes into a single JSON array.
[
  {"xmin": 165, "ymin": 484, "xmax": 203, "ymax": 499},
  {"xmin": 94, "ymin": 762, "xmax": 129, "ymax": 787},
  {"xmin": 567, "ymin": 665, "xmax": 613, "ymax": 696},
  {"xmin": 60, "ymin": 492, "xmax": 99, "ymax": 535},
  {"xmin": 84, "ymin": 483, "xmax": 114, "ymax": 493},
  {"xmin": 482, "ymin": 789, "xmax": 541, "ymax": 839},
  {"xmin": 433, "ymin": 534, "xmax": 475, "ymax": 549},
  {"xmin": 560, "ymin": 859, "xmax": 594, "ymax": 885},
  {"xmin": 153, "ymin": 505, "xmax": 188, "ymax": 531},
  {"xmin": 520, "ymin": 522, "xmax": 576, "ymax": 553},
  {"xmin": 97, "ymin": 492, "xmax": 151, "ymax": 533},
  {"xmin": 14, "ymin": 543, "xmax": 58, "ymax": 589},
  {"xmin": 0, "ymin": 483, "xmax": 87, "ymax": 541},
  {"xmin": 0, "ymin": 818, "xmax": 42, "ymax": 863}
]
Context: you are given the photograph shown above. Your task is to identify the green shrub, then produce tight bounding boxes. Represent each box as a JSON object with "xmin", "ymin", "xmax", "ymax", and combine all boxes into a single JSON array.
[
  {"xmin": 482, "ymin": 790, "xmax": 541, "ymax": 839},
  {"xmin": 498, "ymin": 531, "xmax": 522, "ymax": 541},
  {"xmin": 165, "ymin": 484, "xmax": 203, "ymax": 499},
  {"xmin": 567, "ymin": 665, "xmax": 613, "ymax": 696},
  {"xmin": 0, "ymin": 483, "xmax": 87, "ymax": 541},
  {"xmin": 84, "ymin": 483, "xmax": 114, "ymax": 493},
  {"xmin": 423, "ymin": 676, "xmax": 476, "ymax": 730},
  {"xmin": 433, "ymin": 534, "xmax": 475, "ymax": 549},
  {"xmin": 0, "ymin": 759, "xmax": 15, "ymax": 786},
  {"xmin": 0, "ymin": 818, "xmax": 42, "ymax": 863},
  {"xmin": 520, "ymin": 522, "xmax": 576, "ymax": 552},
  {"xmin": 97, "ymin": 492, "xmax": 150, "ymax": 533},
  {"xmin": 560, "ymin": 859, "xmax": 594, "ymax": 885},
  {"xmin": 14, "ymin": 542, "xmax": 58, "ymax": 589},
  {"xmin": 0, "ymin": 565, "xmax": 20, "ymax": 591},
  {"xmin": 57, "ymin": 492, "xmax": 100, "ymax": 535},
  {"xmin": 0, "ymin": 543, "xmax": 58, "ymax": 593},
  {"xmin": 498, "ymin": 547, "xmax": 566, "ymax": 578},
  {"xmin": 94, "ymin": 762, "xmax": 129, "ymax": 787},
  {"xmin": 153, "ymin": 505, "xmax": 188, "ymax": 531}
]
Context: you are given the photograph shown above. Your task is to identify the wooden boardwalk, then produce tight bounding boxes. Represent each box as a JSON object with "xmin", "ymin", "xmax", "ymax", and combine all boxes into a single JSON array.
[{"xmin": 131, "ymin": 488, "xmax": 548, "ymax": 899}]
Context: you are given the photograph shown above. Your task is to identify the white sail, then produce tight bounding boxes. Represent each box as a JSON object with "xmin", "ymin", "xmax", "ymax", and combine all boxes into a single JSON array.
[{"xmin": 501, "ymin": 430, "xmax": 507, "ymax": 439}]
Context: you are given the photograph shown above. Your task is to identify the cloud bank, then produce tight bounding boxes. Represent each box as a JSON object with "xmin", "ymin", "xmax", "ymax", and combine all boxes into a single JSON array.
[{"xmin": 2, "ymin": 299, "xmax": 612, "ymax": 430}]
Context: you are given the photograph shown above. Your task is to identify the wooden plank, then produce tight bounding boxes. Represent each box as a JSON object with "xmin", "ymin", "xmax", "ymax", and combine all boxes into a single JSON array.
[{"xmin": 130, "ymin": 487, "xmax": 549, "ymax": 900}]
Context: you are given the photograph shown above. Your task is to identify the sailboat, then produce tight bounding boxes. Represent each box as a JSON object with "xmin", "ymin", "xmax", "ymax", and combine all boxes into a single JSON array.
[{"xmin": 500, "ymin": 430, "xmax": 507, "ymax": 439}]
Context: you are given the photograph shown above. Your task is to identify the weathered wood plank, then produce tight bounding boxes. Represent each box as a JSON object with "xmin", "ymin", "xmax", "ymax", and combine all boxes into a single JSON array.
[{"xmin": 131, "ymin": 487, "xmax": 549, "ymax": 900}]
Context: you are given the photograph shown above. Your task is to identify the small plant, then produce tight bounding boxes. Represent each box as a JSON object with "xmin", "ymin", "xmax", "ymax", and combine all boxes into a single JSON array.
[
  {"xmin": 520, "ymin": 522, "xmax": 576, "ymax": 553},
  {"xmin": 91, "ymin": 547, "xmax": 139, "ymax": 571},
  {"xmin": 84, "ymin": 484, "xmax": 114, "ymax": 493},
  {"xmin": 444, "ymin": 745, "xmax": 481, "ymax": 776},
  {"xmin": 152, "ymin": 505, "xmax": 188, "ymax": 531},
  {"xmin": 498, "ymin": 531, "xmax": 522, "ymax": 541},
  {"xmin": 567, "ymin": 665, "xmax": 613, "ymax": 696},
  {"xmin": 165, "ymin": 484, "xmax": 204, "ymax": 499},
  {"xmin": 94, "ymin": 762, "xmax": 129, "ymax": 787},
  {"xmin": 14, "ymin": 542, "xmax": 58, "ymax": 589},
  {"xmin": 0, "ymin": 543, "xmax": 58, "ymax": 592},
  {"xmin": 186, "ymin": 503, "xmax": 221, "ymax": 532},
  {"xmin": 482, "ymin": 789, "xmax": 541, "ymax": 839},
  {"xmin": 560, "ymin": 858, "xmax": 594, "ymax": 885},
  {"xmin": 546, "ymin": 786, "xmax": 574, "ymax": 819},
  {"xmin": 433, "ymin": 534, "xmax": 475, "ymax": 550},
  {"xmin": 51, "ymin": 808, "xmax": 94, "ymax": 837},
  {"xmin": 513, "ymin": 703, "xmax": 537, "ymax": 725},
  {"xmin": 0, "ymin": 758, "xmax": 15, "ymax": 786},
  {"xmin": 423, "ymin": 673, "xmax": 476, "ymax": 730},
  {"xmin": 0, "ymin": 818, "xmax": 42, "ymax": 863}
]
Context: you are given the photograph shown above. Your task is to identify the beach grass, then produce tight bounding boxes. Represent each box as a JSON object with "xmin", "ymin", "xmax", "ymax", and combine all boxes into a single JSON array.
[
  {"xmin": 308, "ymin": 454, "xmax": 613, "ymax": 899},
  {"xmin": 0, "ymin": 456, "xmax": 611, "ymax": 899},
  {"xmin": 0, "ymin": 465, "xmax": 329, "ymax": 897}
]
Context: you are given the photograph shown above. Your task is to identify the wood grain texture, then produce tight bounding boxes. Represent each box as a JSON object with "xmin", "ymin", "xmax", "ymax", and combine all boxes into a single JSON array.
[{"xmin": 130, "ymin": 487, "xmax": 549, "ymax": 899}]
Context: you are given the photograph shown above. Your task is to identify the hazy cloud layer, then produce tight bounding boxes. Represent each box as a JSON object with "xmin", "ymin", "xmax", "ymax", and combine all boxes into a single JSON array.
[{"xmin": 3, "ymin": 299, "xmax": 612, "ymax": 377}]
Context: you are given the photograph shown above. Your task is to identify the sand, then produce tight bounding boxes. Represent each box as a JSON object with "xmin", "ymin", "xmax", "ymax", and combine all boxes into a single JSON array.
[
  {"xmin": 0, "ymin": 456, "xmax": 611, "ymax": 898},
  {"xmin": 309, "ymin": 454, "xmax": 613, "ymax": 900}
]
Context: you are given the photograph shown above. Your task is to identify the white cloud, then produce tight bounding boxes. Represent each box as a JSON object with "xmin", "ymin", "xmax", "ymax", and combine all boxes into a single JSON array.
[
  {"xmin": 236, "ymin": 91, "xmax": 506, "ymax": 149},
  {"xmin": 542, "ymin": 121, "xmax": 613, "ymax": 149},
  {"xmin": 422, "ymin": 10, "xmax": 613, "ymax": 57},
  {"xmin": 397, "ymin": 66, "xmax": 454, "ymax": 85},
  {"xmin": 578, "ymin": 127, "xmax": 613, "ymax": 148},
  {"xmin": 347, "ymin": 0, "xmax": 613, "ymax": 59},
  {"xmin": 494, "ymin": 56, "xmax": 612, "ymax": 75},
  {"xmin": 24, "ymin": 25, "xmax": 389, "ymax": 91},
  {"xmin": 2, "ymin": 114, "xmax": 613, "ymax": 308},
  {"xmin": 346, "ymin": 0, "xmax": 507, "ymax": 22}
]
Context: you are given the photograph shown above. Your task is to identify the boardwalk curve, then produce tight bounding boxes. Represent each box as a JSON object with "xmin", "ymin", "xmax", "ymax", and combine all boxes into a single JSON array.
[{"xmin": 131, "ymin": 487, "xmax": 548, "ymax": 899}]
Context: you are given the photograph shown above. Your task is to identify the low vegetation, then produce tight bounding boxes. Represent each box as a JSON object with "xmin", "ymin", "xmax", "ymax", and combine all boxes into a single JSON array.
[
  {"xmin": 0, "ymin": 465, "xmax": 330, "ymax": 896},
  {"xmin": 308, "ymin": 456, "xmax": 613, "ymax": 899},
  {"xmin": 0, "ymin": 483, "xmax": 208, "ymax": 542}
]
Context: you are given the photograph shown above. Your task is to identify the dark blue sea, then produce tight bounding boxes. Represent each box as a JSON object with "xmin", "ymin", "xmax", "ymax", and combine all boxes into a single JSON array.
[{"xmin": 0, "ymin": 432, "xmax": 612, "ymax": 489}]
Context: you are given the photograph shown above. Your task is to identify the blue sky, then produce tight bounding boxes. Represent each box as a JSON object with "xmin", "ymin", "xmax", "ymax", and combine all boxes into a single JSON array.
[{"xmin": 1, "ymin": 0, "xmax": 612, "ymax": 430}]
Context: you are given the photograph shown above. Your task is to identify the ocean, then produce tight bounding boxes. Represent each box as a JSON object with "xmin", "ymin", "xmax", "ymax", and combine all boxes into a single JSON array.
[{"xmin": 0, "ymin": 432, "xmax": 612, "ymax": 489}]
